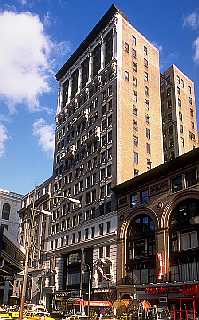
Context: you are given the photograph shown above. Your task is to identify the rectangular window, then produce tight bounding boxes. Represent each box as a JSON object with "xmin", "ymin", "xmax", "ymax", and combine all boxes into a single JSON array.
[
  {"xmin": 104, "ymin": 30, "xmax": 113, "ymax": 66},
  {"xmin": 145, "ymin": 99, "xmax": 149, "ymax": 110},
  {"xmin": 108, "ymin": 130, "xmax": 112, "ymax": 143},
  {"xmin": 106, "ymin": 221, "xmax": 111, "ymax": 233},
  {"xmin": 91, "ymin": 226, "xmax": 95, "ymax": 238},
  {"xmin": 134, "ymin": 152, "xmax": 138, "ymax": 164},
  {"xmin": 100, "ymin": 185, "xmax": 105, "ymax": 199},
  {"xmin": 133, "ymin": 135, "xmax": 138, "ymax": 146},
  {"xmin": 189, "ymin": 97, "xmax": 193, "ymax": 105},
  {"xmin": 107, "ymin": 164, "xmax": 112, "ymax": 177},
  {"xmin": 93, "ymin": 44, "xmax": 101, "ymax": 77},
  {"xmin": 132, "ymin": 48, "xmax": 137, "ymax": 58},
  {"xmin": 144, "ymin": 46, "xmax": 148, "ymax": 55},
  {"xmin": 147, "ymin": 159, "xmax": 152, "ymax": 170},
  {"xmin": 133, "ymin": 91, "xmax": 137, "ymax": 102},
  {"xmin": 124, "ymin": 71, "xmax": 129, "ymax": 81},
  {"xmin": 107, "ymin": 183, "xmax": 111, "ymax": 196},
  {"xmin": 144, "ymin": 58, "xmax": 148, "ymax": 68},
  {"xmin": 86, "ymin": 192, "xmax": 91, "ymax": 204},
  {"xmin": 140, "ymin": 190, "xmax": 149, "ymax": 205},
  {"xmin": 181, "ymin": 137, "xmax": 184, "ymax": 147},
  {"xmin": 146, "ymin": 143, "xmax": 151, "ymax": 154},
  {"xmin": 185, "ymin": 169, "xmax": 197, "ymax": 187},
  {"xmin": 178, "ymin": 98, "xmax": 181, "ymax": 107},
  {"xmin": 132, "ymin": 36, "xmax": 137, "ymax": 46},
  {"xmin": 145, "ymin": 114, "xmax": 150, "ymax": 124},
  {"xmin": 101, "ymin": 168, "xmax": 106, "ymax": 180},
  {"xmin": 145, "ymin": 86, "xmax": 149, "ymax": 96},
  {"xmin": 130, "ymin": 192, "xmax": 138, "ymax": 208},
  {"xmin": 133, "ymin": 62, "xmax": 137, "ymax": 72},
  {"xmin": 133, "ymin": 76, "xmax": 137, "ymax": 87},
  {"xmin": 72, "ymin": 233, "xmax": 75, "ymax": 244},
  {"xmin": 177, "ymin": 75, "xmax": 180, "ymax": 84},
  {"xmin": 146, "ymin": 128, "xmax": 150, "ymax": 139},
  {"xmin": 99, "ymin": 223, "xmax": 104, "ymax": 236},
  {"xmin": 134, "ymin": 169, "xmax": 139, "ymax": 177},
  {"xmin": 171, "ymin": 175, "xmax": 183, "ymax": 192},
  {"xmin": 180, "ymin": 124, "xmax": 183, "ymax": 133},
  {"xmin": 99, "ymin": 246, "xmax": 103, "ymax": 258},
  {"xmin": 133, "ymin": 119, "xmax": 138, "ymax": 131},
  {"xmin": 85, "ymin": 228, "xmax": 89, "ymax": 240},
  {"xmin": 181, "ymin": 79, "xmax": 184, "ymax": 88},
  {"xmin": 144, "ymin": 72, "xmax": 148, "ymax": 81},
  {"xmin": 179, "ymin": 111, "xmax": 182, "ymax": 121},
  {"xmin": 177, "ymin": 86, "xmax": 180, "ymax": 95},
  {"xmin": 78, "ymin": 231, "xmax": 81, "ymax": 242},
  {"xmin": 188, "ymin": 85, "xmax": 192, "ymax": 95},
  {"xmin": 106, "ymin": 245, "xmax": 110, "ymax": 257},
  {"xmin": 124, "ymin": 42, "xmax": 129, "ymax": 53}
]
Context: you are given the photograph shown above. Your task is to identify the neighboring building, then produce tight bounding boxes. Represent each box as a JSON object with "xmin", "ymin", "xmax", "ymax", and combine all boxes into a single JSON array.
[
  {"xmin": 0, "ymin": 189, "xmax": 22, "ymax": 237},
  {"xmin": 15, "ymin": 178, "xmax": 53, "ymax": 308},
  {"xmin": 0, "ymin": 189, "xmax": 24, "ymax": 305},
  {"xmin": 47, "ymin": 3, "xmax": 163, "ymax": 310},
  {"xmin": 114, "ymin": 147, "xmax": 199, "ymax": 315},
  {"xmin": 161, "ymin": 64, "xmax": 198, "ymax": 162}
]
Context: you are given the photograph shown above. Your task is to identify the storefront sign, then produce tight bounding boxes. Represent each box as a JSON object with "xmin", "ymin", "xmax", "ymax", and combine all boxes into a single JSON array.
[{"xmin": 84, "ymin": 300, "xmax": 112, "ymax": 307}]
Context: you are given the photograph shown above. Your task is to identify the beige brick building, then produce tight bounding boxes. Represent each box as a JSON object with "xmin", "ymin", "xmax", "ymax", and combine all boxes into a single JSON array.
[
  {"xmin": 161, "ymin": 64, "xmax": 198, "ymax": 162},
  {"xmin": 48, "ymin": 4, "xmax": 164, "ymax": 309}
]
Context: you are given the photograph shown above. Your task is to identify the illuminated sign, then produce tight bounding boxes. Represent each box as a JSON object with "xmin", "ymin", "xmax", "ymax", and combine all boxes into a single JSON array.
[{"xmin": 157, "ymin": 252, "xmax": 164, "ymax": 280}]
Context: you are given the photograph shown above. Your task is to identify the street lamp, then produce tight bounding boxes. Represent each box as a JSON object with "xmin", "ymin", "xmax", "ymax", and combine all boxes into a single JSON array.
[
  {"xmin": 81, "ymin": 262, "xmax": 92, "ymax": 316},
  {"xmin": 19, "ymin": 197, "xmax": 52, "ymax": 320},
  {"xmin": 19, "ymin": 193, "xmax": 80, "ymax": 320}
]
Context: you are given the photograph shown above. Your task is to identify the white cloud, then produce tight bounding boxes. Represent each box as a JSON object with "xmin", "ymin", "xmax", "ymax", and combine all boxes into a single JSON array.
[
  {"xmin": 184, "ymin": 12, "xmax": 199, "ymax": 30},
  {"xmin": 0, "ymin": 124, "xmax": 8, "ymax": 158},
  {"xmin": 0, "ymin": 11, "xmax": 51, "ymax": 110},
  {"xmin": 0, "ymin": 11, "xmax": 66, "ymax": 111},
  {"xmin": 32, "ymin": 118, "xmax": 55, "ymax": 156}
]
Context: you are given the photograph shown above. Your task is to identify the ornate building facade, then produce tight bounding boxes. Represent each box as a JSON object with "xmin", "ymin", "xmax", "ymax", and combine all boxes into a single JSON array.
[{"xmin": 114, "ymin": 147, "xmax": 199, "ymax": 313}]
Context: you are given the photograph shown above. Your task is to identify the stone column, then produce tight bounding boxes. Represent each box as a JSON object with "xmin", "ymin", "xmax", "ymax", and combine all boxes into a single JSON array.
[
  {"xmin": 88, "ymin": 52, "xmax": 93, "ymax": 82},
  {"xmin": 67, "ymin": 77, "xmax": 72, "ymax": 104},
  {"xmin": 78, "ymin": 67, "xmax": 82, "ymax": 93},
  {"xmin": 156, "ymin": 228, "xmax": 170, "ymax": 281},
  {"xmin": 113, "ymin": 27, "xmax": 117, "ymax": 59},
  {"xmin": 55, "ymin": 256, "xmax": 64, "ymax": 291},
  {"xmin": 101, "ymin": 37, "xmax": 105, "ymax": 70},
  {"xmin": 56, "ymin": 85, "xmax": 62, "ymax": 115}
]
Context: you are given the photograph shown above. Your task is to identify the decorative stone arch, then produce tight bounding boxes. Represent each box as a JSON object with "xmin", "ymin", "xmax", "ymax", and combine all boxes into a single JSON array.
[
  {"xmin": 159, "ymin": 190, "xmax": 199, "ymax": 278},
  {"xmin": 117, "ymin": 208, "xmax": 158, "ymax": 281},
  {"xmin": 119, "ymin": 207, "xmax": 159, "ymax": 241},
  {"xmin": 161, "ymin": 190, "xmax": 199, "ymax": 229}
]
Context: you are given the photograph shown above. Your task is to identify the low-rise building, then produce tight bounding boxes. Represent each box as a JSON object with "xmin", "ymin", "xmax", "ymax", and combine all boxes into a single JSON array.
[
  {"xmin": 114, "ymin": 147, "xmax": 199, "ymax": 315},
  {"xmin": 0, "ymin": 189, "xmax": 24, "ymax": 304}
]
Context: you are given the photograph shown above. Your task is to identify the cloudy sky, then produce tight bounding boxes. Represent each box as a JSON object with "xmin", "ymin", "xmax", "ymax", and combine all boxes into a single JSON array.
[{"xmin": 0, "ymin": 0, "xmax": 199, "ymax": 194}]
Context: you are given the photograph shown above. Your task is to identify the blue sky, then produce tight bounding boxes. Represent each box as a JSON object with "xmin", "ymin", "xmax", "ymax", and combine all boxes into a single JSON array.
[{"xmin": 0, "ymin": 0, "xmax": 199, "ymax": 195}]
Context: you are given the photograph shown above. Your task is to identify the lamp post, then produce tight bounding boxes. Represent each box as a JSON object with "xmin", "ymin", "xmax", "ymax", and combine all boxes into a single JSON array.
[
  {"xmin": 81, "ymin": 263, "xmax": 91, "ymax": 316},
  {"xmin": 19, "ymin": 193, "xmax": 80, "ymax": 320},
  {"xmin": 19, "ymin": 191, "xmax": 52, "ymax": 320}
]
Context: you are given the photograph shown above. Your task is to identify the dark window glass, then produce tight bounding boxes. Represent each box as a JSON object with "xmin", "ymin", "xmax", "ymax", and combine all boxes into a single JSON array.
[
  {"xmin": 171, "ymin": 175, "xmax": 183, "ymax": 192},
  {"xmin": 93, "ymin": 44, "xmax": 101, "ymax": 77},
  {"xmin": 105, "ymin": 30, "xmax": 113, "ymax": 66},
  {"xmin": 2, "ymin": 203, "xmax": 10, "ymax": 220},
  {"xmin": 130, "ymin": 193, "xmax": 138, "ymax": 208},
  {"xmin": 185, "ymin": 169, "xmax": 197, "ymax": 187},
  {"xmin": 71, "ymin": 69, "xmax": 79, "ymax": 98},
  {"xmin": 140, "ymin": 190, "xmax": 149, "ymax": 205},
  {"xmin": 81, "ymin": 57, "xmax": 89, "ymax": 88},
  {"xmin": 62, "ymin": 80, "xmax": 69, "ymax": 106}
]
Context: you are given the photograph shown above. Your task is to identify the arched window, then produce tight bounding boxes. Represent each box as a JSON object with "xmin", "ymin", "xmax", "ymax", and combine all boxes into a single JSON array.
[
  {"xmin": 2, "ymin": 203, "xmax": 11, "ymax": 220},
  {"xmin": 169, "ymin": 198, "xmax": 199, "ymax": 282},
  {"xmin": 126, "ymin": 214, "xmax": 156, "ymax": 284}
]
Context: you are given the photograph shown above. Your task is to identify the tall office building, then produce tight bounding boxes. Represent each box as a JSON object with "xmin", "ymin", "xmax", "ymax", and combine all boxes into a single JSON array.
[
  {"xmin": 161, "ymin": 64, "xmax": 198, "ymax": 161},
  {"xmin": 47, "ymin": 4, "xmax": 163, "ymax": 308}
]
